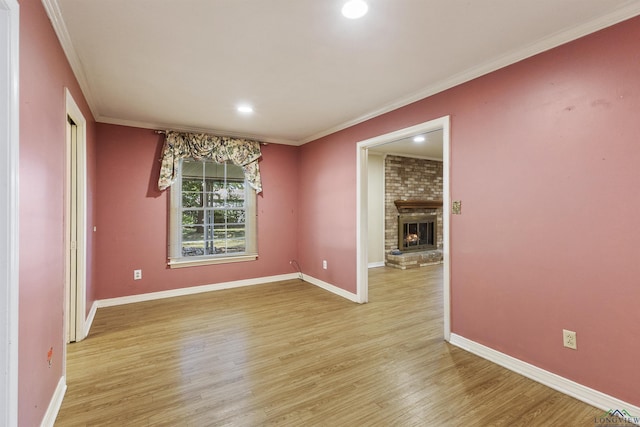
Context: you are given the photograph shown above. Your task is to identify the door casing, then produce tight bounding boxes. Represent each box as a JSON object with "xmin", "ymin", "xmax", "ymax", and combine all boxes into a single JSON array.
[
  {"xmin": 356, "ymin": 115, "xmax": 451, "ymax": 341},
  {"xmin": 64, "ymin": 88, "xmax": 87, "ymax": 347}
]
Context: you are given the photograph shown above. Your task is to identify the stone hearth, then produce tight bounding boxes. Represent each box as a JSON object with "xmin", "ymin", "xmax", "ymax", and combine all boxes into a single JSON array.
[{"xmin": 386, "ymin": 249, "xmax": 443, "ymax": 270}]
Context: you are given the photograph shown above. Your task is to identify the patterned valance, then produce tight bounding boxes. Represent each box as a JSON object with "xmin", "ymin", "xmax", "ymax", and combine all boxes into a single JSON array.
[{"xmin": 157, "ymin": 131, "xmax": 263, "ymax": 193}]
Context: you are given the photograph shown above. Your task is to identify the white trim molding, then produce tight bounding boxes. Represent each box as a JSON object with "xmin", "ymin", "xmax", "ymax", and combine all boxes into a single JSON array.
[
  {"xmin": 301, "ymin": 275, "xmax": 359, "ymax": 303},
  {"xmin": 39, "ymin": 376, "xmax": 66, "ymax": 427},
  {"xmin": 0, "ymin": 0, "xmax": 19, "ymax": 425},
  {"xmin": 94, "ymin": 273, "xmax": 359, "ymax": 312},
  {"xmin": 65, "ymin": 88, "xmax": 87, "ymax": 343},
  {"xmin": 450, "ymin": 333, "xmax": 640, "ymax": 424},
  {"xmin": 97, "ymin": 273, "xmax": 300, "ymax": 308},
  {"xmin": 88, "ymin": 274, "xmax": 358, "ymax": 338},
  {"xmin": 84, "ymin": 300, "xmax": 98, "ymax": 338}
]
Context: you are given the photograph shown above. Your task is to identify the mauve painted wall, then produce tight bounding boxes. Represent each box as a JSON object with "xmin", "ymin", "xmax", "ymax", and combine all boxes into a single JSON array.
[
  {"xmin": 19, "ymin": 0, "xmax": 97, "ymax": 425},
  {"xmin": 297, "ymin": 133, "xmax": 359, "ymax": 292},
  {"xmin": 300, "ymin": 16, "xmax": 640, "ymax": 405},
  {"xmin": 94, "ymin": 123, "xmax": 299, "ymax": 299}
]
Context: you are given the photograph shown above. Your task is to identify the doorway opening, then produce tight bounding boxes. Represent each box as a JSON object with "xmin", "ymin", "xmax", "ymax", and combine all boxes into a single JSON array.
[
  {"xmin": 356, "ymin": 116, "xmax": 451, "ymax": 341},
  {"xmin": 65, "ymin": 89, "xmax": 87, "ymax": 345}
]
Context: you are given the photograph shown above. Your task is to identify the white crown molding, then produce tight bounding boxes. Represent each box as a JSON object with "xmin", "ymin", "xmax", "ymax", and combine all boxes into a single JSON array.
[
  {"xmin": 299, "ymin": 3, "xmax": 640, "ymax": 145},
  {"xmin": 41, "ymin": 0, "xmax": 99, "ymax": 119},
  {"xmin": 450, "ymin": 333, "xmax": 640, "ymax": 424},
  {"xmin": 96, "ymin": 115, "xmax": 300, "ymax": 146}
]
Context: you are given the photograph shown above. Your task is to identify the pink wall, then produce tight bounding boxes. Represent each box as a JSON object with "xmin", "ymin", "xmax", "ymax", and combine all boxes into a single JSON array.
[
  {"xmin": 297, "ymin": 131, "xmax": 359, "ymax": 293},
  {"xmin": 94, "ymin": 124, "xmax": 299, "ymax": 299},
  {"xmin": 19, "ymin": 0, "xmax": 97, "ymax": 425},
  {"xmin": 16, "ymin": 1, "xmax": 640, "ymax": 421},
  {"xmin": 300, "ymin": 16, "xmax": 640, "ymax": 405}
]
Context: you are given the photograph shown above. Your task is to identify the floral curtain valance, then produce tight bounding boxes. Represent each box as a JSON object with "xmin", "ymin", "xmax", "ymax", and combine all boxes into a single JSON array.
[{"xmin": 157, "ymin": 131, "xmax": 263, "ymax": 193}]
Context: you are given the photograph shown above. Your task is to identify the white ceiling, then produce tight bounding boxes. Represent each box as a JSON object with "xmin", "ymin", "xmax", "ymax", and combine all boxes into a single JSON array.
[{"xmin": 48, "ymin": 0, "xmax": 640, "ymax": 146}]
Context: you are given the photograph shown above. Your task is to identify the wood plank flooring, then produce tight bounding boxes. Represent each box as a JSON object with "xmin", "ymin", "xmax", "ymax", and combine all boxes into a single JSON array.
[{"xmin": 55, "ymin": 265, "xmax": 602, "ymax": 426}]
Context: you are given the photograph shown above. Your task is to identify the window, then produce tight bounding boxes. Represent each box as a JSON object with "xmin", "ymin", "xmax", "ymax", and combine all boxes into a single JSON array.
[{"xmin": 168, "ymin": 158, "xmax": 257, "ymax": 268}]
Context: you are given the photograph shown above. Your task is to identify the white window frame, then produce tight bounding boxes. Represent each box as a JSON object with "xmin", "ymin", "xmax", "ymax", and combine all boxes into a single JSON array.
[{"xmin": 168, "ymin": 158, "xmax": 257, "ymax": 268}]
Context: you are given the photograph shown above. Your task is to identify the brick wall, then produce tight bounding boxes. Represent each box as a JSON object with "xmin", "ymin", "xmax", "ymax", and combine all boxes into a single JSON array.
[{"xmin": 384, "ymin": 155, "xmax": 443, "ymax": 252}]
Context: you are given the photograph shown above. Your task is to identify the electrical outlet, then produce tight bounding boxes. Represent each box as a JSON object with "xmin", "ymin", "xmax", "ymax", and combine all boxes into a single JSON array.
[
  {"xmin": 322, "ymin": 260, "xmax": 327, "ymax": 270},
  {"xmin": 134, "ymin": 269, "xmax": 142, "ymax": 280},
  {"xmin": 563, "ymin": 329, "xmax": 577, "ymax": 350}
]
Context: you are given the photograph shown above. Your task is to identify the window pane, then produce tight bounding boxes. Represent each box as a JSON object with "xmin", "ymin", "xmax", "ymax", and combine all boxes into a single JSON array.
[
  {"xmin": 206, "ymin": 181, "xmax": 226, "ymax": 207},
  {"xmin": 205, "ymin": 225, "xmax": 214, "ymax": 240},
  {"xmin": 182, "ymin": 177, "xmax": 203, "ymax": 191},
  {"xmin": 205, "ymin": 190, "xmax": 224, "ymax": 207},
  {"xmin": 227, "ymin": 225, "xmax": 245, "ymax": 241},
  {"xmin": 182, "ymin": 191, "xmax": 202, "ymax": 208},
  {"xmin": 182, "ymin": 210, "xmax": 202, "ymax": 226},
  {"xmin": 213, "ymin": 227, "xmax": 227, "ymax": 241},
  {"xmin": 204, "ymin": 240, "xmax": 216, "ymax": 255},
  {"xmin": 227, "ymin": 181, "xmax": 245, "ymax": 203},
  {"xmin": 227, "ymin": 209, "xmax": 245, "ymax": 224},
  {"xmin": 172, "ymin": 159, "xmax": 254, "ymax": 261},
  {"xmin": 212, "ymin": 210, "xmax": 226, "ymax": 224},
  {"xmin": 182, "ymin": 241, "xmax": 204, "ymax": 257},
  {"xmin": 182, "ymin": 225, "xmax": 204, "ymax": 257},
  {"xmin": 204, "ymin": 162, "xmax": 225, "ymax": 180},
  {"xmin": 182, "ymin": 225, "xmax": 204, "ymax": 242},
  {"xmin": 227, "ymin": 225, "xmax": 245, "ymax": 253}
]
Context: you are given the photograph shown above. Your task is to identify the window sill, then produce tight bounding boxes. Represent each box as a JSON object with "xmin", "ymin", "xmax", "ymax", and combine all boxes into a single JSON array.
[{"xmin": 168, "ymin": 254, "xmax": 257, "ymax": 269}]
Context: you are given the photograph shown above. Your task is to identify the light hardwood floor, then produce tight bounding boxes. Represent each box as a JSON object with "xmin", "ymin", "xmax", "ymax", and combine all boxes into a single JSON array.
[{"xmin": 55, "ymin": 265, "xmax": 602, "ymax": 426}]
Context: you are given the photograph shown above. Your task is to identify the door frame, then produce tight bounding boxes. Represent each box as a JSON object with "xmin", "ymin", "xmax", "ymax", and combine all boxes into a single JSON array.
[
  {"xmin": 0, "ymin": 0, "xmax": 19, "ymax": 424},
  {"xmin": 356, "ymin": 115, "xmax": 451, "ymax": 341},
  {"xmin": 64, "ymin": 88, "xmax": 87, "ymax": 345}
]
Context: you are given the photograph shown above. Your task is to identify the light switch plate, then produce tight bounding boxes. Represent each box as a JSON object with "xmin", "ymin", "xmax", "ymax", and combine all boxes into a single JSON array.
[{"xmin": 452, "ymin": 200, "xmax": 462, "ymax": 215}]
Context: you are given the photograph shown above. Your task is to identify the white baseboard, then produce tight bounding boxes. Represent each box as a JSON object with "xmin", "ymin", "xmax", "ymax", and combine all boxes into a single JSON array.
[
  {"xmin": 40, "ymin": 376, "xmax": 66, "ymax": 427},
  {"xmin": 368, "ymin": 261, "xmax": 385, "ymax": 268},
  {"xmin": 449, "ymin": 333, "xmax": 640, "ymax": 423},
  {"xmin": 302, "ymin": 274, "xmax": 360, "ymax": 303},
  {"xmin": 83, "ymin": 300, "xmax": 98, "ymax": 338},
  {"xmin": 96, "ymin": 273, "xmax": 299, "ymax": 308}
]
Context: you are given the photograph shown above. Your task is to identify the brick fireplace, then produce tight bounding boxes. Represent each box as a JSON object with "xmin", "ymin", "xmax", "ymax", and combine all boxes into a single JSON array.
[{"xmin": 384, "ymin": 155, "xmax": 443, "ymax": 269}]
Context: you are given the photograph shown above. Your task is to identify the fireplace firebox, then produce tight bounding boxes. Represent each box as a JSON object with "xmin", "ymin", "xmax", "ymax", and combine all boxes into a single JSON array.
[{"xmin": 398, "ymin": 213, "xmax": 437, "ymax": 252}]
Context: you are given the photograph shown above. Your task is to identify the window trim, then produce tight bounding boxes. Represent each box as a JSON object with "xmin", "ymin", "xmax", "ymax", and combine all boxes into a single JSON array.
[{"xmin": 167, "ymin": 159, "xmax": 257, "ymax": 268}]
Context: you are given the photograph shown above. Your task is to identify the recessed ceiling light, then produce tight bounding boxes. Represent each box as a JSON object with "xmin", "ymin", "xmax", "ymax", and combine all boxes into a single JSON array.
[
  {"xmin": 413, "ymin": 135, "xmax": 426, "ymax": 143},
  {"xmin": 237, "ymin": 105, "xmax": 254, "ymax": 114},
  {"xmin": 342, "ymin": 0, "xmax": 368, "ymax": 19}
]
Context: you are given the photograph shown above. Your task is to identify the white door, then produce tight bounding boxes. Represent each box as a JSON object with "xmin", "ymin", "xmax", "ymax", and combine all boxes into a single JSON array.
[
  {"xmin": 67, "ymin": 117, "xmax": 78, "ymax": 342},
  {"xmin": 65, "ymin": 88, "xmax": 86, "ymax": 344}
]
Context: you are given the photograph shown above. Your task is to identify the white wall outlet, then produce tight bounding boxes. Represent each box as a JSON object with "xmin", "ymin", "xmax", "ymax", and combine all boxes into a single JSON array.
[
  {"xmin": 563, "ymin": 329, "xmax": 577, "ymax": 350},
  {"xmin": 133, "ymin": 269, "xmax": 142, "ymax": 280},
  {"xmin": 322, "ymin": 260, "xmax": 327, "ymax": 270}
]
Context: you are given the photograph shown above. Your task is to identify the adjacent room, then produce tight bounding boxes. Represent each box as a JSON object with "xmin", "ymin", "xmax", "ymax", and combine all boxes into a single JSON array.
[{"xmin": 5, "ymin": 0, "xmax": 640, "ymax": 425}]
